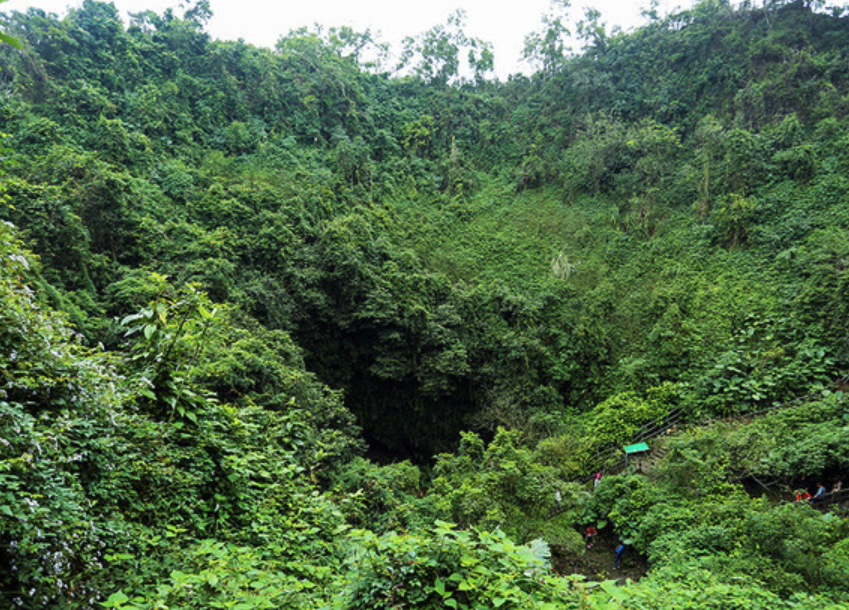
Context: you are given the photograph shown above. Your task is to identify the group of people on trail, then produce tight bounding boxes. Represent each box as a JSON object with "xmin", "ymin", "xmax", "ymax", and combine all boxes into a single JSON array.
[
  {"xmin": 795, "ymin": 479, "xmax": 843, "ymax": 505},
  {"xmin": 587, "ymin": 472, "xmax": 626, "ymax": 569},
  {"xmin": 560, "ymin": 471, "xmax": 629, "ymax": 570},
  {"xmin": 585, "ymin": 526, "xmax": 626, "ymax": 569}
]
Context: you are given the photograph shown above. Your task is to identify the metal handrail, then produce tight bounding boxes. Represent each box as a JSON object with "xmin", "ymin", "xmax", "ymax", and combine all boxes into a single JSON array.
[
  {"xmin": 555, "ymin": 386, "xmax": 848, "ymax": 520},
  {"xmin": 577, "ymin": 386, "xmax": 831, "ymax": 484},
  {"xmin": 812, "ymin": 488, "xmax": 849, "ymax": 509},
  {"xmin": 580, "ymin": 408, "xmax": 683, "ymax": 482}
]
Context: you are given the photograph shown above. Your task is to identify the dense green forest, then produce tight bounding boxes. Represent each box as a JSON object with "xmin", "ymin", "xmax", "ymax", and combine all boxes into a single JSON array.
[{"xmin": 2, "ymin": 0, "xmax": 849, "ymax": 607}]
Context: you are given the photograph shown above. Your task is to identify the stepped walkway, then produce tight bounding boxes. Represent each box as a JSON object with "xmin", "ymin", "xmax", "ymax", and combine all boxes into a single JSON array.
[
  {"xmin": 810, "ymin": 489, "xmax": 849, "ymax": 511},
  {"xmin": 582, "ymin": 384, "xmax": 839, "ymax": 483},
  {"xmin": 547, "ymin": 382, "xmax": 849, "ymax": 519}
]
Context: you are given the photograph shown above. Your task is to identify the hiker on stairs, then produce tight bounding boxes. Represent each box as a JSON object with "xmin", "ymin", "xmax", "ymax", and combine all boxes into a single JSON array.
[{"xmin": 812, "ymin": 482, "xmax": 827, "ymax": 504}]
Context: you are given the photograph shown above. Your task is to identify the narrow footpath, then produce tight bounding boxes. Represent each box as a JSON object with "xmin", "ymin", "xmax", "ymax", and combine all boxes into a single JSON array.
[{"xmin": 552, "ymin": 534, "xmax": 648, "ymax": 584}]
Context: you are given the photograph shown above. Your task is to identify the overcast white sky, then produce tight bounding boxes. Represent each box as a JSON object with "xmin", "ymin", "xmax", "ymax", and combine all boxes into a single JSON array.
[{"xmin": 4, "ymin": 0, "xmax": 683, "ymax": 78}]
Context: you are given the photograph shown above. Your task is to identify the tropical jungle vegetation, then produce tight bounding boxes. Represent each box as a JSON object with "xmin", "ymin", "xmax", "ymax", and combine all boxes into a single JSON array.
[{"xmin": 1, "ymin": 0, "xmax": 849, "ymax": 607}]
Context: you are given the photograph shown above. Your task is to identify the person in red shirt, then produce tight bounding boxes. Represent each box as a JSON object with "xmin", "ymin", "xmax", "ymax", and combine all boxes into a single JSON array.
[{"xmin": 586, "ymin": 526, "xmax": 598, "ymax": 549}]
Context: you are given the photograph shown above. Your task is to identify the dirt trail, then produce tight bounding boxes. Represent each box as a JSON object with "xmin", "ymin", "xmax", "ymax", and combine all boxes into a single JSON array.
[{"xmin": 552, "ymin": 533, "xmax": 648, "ymax": 584}]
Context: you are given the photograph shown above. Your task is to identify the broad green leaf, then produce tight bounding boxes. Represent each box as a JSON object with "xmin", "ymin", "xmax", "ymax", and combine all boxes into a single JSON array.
[
  {"xmin": 100, "ymin": 591, "xmax": 129, "ymax": 608},
  {"xmin": 0, "ymin": 32, "xmax": 21, "ymax": 50},
  {"xmin": 144, "ymin": 324, "xmax": 157, "ymax": 340}
]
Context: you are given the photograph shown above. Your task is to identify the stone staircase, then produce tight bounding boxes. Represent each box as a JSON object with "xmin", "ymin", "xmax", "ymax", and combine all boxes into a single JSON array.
[
  {"xmin": 580, "ymin": 408, "xmax": 683, "ymax": 483},
  {"xmin": 580, "ymin": 384, "xmax": 839, "ymax": 484},
  {"xmin": 546, "ymin": 385, "xmax": 848, "ymax": 519},
  {"xmin": 632, "ymin": 444, "xmax": 669, "ymax": 473}
]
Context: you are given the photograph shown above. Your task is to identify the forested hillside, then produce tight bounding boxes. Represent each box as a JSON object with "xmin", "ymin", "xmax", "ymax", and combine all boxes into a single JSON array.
[{"xmin": 1, "ymin": 0, "xmax": 849, "ymax": 607}]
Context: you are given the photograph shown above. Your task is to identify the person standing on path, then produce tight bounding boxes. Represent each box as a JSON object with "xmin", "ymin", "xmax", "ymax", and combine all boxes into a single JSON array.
[
  {"xmin": 586, "ymin": 526, "xmax": 598, "ymax": 550},
  {"xmin": 614, "ymin": 542, "xmax": 625, "ymax": 569},
  {"xmin": 555, "ymin": 489, "xmax": 562, "ymax": 509},
  {"xmin": 813, "ymin": 482, "xmax": 827, "ymax": 504}
]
